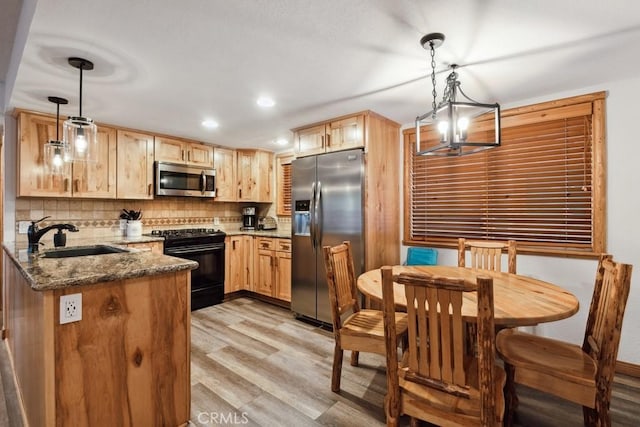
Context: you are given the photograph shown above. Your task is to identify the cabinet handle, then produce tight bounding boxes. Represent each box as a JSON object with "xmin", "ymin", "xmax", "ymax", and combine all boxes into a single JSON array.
[
  {"xmin": 74, "ymin": 179, "xmax": 79, "ymax": 192},
  {"xmin": 233, "ymin": 240, "xmax": 236, "ymax": 250},
  {"xmin": 64, "ymin": 178, "xmax": 69, "ymax": 192},
  {"xmin": 326, "ymin": 134, "xmax": 331, "ymax": 148},
  {"xmin": 188, "ymin": 151, "xmax": 191, "ymax": 162},
  {"xmin": 181, "ymin": 150, "xmax": 185, "ymax": 161},
  {"xmin": 148, "ymin": 184, "xmax": 152, "ymax": 196},
  {"xmin": 239, "ymin": 189, "xmax": 242, "ymax": 199}
]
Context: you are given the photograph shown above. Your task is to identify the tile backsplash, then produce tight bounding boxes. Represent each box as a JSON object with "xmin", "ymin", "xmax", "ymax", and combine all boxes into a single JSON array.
[{"xmin": 15, "ymin": 197, "xmax": 290, "ymax": 244}]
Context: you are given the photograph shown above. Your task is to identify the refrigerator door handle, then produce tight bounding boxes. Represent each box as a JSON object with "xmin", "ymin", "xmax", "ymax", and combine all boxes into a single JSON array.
[
  {"xmin": 310, "ymin": 181, "xmax": 317, "ymax": 250},
  {"xmin": 316, "ymin": 181, "xmax": 323, "ymax": 248}
]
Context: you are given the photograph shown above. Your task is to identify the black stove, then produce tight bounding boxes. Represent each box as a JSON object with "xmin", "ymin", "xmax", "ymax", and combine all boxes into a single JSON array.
[
  {"xmin": 150, "ymin": 228, "xmax": 225, "ymax": 240},
  {"xmin": 152, "ymin": 228, "xmax": 226, "ymax": 310}
]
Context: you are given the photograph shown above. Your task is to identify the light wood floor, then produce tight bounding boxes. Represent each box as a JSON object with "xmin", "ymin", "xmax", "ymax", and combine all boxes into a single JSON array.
[
  {"xmin": 0, "ymin": 297, "xmax": 637, "ymax": 426},
  {"xmin": 191, "ymin": 298, "xmax": 638, "ymax": 427}
]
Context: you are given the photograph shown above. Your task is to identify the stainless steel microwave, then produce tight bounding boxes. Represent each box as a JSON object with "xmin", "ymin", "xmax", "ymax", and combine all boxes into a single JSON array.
[{"xmin": 155, "ymin": 161, "xmax": 216, "ymax": 197}]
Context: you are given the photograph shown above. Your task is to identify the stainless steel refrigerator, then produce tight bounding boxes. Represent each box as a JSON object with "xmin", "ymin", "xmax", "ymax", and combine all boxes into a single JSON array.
[{"xmin": 291, "ymin": 148, "xmax": 364, "ymax": 324}]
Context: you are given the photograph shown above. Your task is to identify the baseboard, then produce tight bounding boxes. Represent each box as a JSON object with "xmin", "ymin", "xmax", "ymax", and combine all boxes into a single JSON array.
[
  {"xmin": 223, "ymin": 290, "xmax": 291, "ymax": 309},
  {"xmin": 617, "ymin": 360, "xmax": 640, "ymax": 378}
]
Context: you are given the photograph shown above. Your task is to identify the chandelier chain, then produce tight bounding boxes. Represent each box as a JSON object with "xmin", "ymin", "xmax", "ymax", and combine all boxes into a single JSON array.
[{"xmin": 429, "ymin": 43, "xmax": 437, "ymax": 118}]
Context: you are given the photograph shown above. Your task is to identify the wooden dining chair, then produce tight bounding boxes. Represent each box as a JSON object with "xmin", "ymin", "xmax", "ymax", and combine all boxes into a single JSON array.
[
  {"xmin": 381, "ymin": 266, "xmax": 505, "ymax": 427},
  {"xmin": 323, "ymin": 242, "xmax": 408, "ymax": 393},
  {"xmin": 458, "ymin": 238, "xmax": 517, "ymax": 273},
  {"xmin": 496, "ymin": 254, "xmax": 633, "ymax": 427}
]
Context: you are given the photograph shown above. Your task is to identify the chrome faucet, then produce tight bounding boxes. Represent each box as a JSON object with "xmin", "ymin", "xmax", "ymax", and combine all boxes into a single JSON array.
[{"xmin": 27, "ymin": 216, "xmax": 79, "ymax": 253}]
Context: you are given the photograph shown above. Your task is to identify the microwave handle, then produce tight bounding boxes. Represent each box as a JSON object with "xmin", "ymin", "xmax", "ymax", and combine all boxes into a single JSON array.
[{"xmin": 200, "ymin": 171, "xmax": 206, "ymax": 194}]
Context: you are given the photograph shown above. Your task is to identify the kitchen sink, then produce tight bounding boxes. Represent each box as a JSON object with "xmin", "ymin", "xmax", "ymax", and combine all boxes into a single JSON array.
[{"xmin": 41, "ymin": 245, "xmax": 130, "ymax": 258}]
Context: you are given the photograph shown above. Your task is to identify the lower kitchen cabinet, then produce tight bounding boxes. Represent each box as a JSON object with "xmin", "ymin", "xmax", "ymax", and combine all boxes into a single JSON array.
[
  {"xmin": 254, "ymin": 237, "xmax": 291, "ymax": 302},
  {"xmin": 225, "ymin": 235, "xmax": 291, "ymax": 303},
  {"xmin": 225, "ymin": 235, "xmax": 253, "ymax": 293},
  {"xmin": 275, "ymin": 239, "xmax": 291, "ymax": 302}
]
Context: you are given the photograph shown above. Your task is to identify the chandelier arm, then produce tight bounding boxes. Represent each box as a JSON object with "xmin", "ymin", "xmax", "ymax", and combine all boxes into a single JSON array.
[{"xmin": 456, "ymin": 85, "xmax": 485, "ymax": 105}]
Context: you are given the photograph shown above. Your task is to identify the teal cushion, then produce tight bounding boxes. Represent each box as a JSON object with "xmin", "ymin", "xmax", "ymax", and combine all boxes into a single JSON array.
[{"xmin": 406, "ymin": 247, "xmax": 438, "ymax": 265}]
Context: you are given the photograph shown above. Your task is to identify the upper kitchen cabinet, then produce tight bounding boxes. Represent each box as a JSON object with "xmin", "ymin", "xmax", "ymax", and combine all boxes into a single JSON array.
[
  {"xmin": 17, "ymin": 111, "xmax": 116, "ymax": 198},
  {"xmin": 292, "ymin": 112, "xmax": 365, "ymax": 157},
  {"xmin": 213, "ymin": 147, "xmax": 236, "ymax": 202},
  {"xmin": 117, "ymin": 130, "xmax": 155, "ymax": 199},
  {"xmin": 236, "ymin": 149, "xmax": 273, "ymax": 202},
  {"xmin": 155, "ymin": 136, "xmax": 213, "ymax": 167}
]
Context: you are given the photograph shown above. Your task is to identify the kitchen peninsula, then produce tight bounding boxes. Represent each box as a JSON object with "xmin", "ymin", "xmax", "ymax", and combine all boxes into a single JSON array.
[{"xmin": 2, "ymin": 241, "xmax": 197, "ymax": 426}]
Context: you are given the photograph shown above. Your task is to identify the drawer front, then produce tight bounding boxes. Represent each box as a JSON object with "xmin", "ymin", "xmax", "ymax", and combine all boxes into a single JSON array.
[
  {"xmin": 257, "ymin": 238, "xmax": 274, "ymax": 250},
  {"xmin": 276, "ymin": 239, "xmax": 291, "ymax": 252}
]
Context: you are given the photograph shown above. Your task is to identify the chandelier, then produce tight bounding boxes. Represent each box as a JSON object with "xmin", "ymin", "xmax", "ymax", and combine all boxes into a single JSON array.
[{"xmin": 415, "ymin": 33, "xmax": 501, "ymax": 156}]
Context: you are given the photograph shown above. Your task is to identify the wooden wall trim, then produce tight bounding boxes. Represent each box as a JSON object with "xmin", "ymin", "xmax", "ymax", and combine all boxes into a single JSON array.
[{"xmin": 617, "ymin": 360, "xmax": 640, "ymax": 378}]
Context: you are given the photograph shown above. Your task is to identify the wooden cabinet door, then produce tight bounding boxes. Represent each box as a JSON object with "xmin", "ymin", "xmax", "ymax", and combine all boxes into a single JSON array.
[
  {"xmin": 155, "ymin": 136, "xmax": 186, "ymax": 164},
  {"xmin": 116, "ymin": 130, "xmax": 155, "ymax": 199},
  {"xmin": 275, "ymin": 250, "xmax": 291, "ymax": 301},
  {"xmin": 236, "ymin": 150, "xmax": 258, "ymax": 201},
  {"xmin": 72, "ymin": 126, "xmax": 117, "ymax": 198},
  {"xmin": 225, "ymin": 236, "xmax": 243, "ymax": 293},
  {"xmin": 237, "ymin": 149, "xmax": 273, "ymax": 202},
  {"xmin": 17, "ymin": 112, "xmax": 72, "ymax": 197},
  {"xmin": 213, "ymin": 147, "xmax": 236, "ymax": 202},
  {"xmin": 255, "ymin": 249, "xmax": 275, "ymax": 296},
  {"xmin": 226, "ymin": 235, "xmax": 253, "ymax": 292},
  {"xmin": 328, "ymin": 114, "xmax": 364, "ymax": 152},
  {"xmin": 293, "ymin": 124, "xmax": 327, "ymax": 156},
  {"xmin": 241, "ymin": 235, "xmax": 254, "ymax": 290},
  {"xmin": 187, "ymin": 143, "xmax": 213, "ymax": 167}
]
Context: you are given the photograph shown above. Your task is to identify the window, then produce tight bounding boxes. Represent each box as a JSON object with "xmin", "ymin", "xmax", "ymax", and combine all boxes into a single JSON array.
[
  {"xmin": 403, "ymin": 92, "xmax": 606, "ymax": 256},
  {"xmin": 276, "ymin": 153, "xmax": 294, "ymax": 216}
]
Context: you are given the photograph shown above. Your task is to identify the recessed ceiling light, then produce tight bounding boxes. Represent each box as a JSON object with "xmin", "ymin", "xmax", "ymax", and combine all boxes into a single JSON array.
[
  {"xmin": 275, "ymin": 138, "xmax": 289, "ymax": 146},
  {"xmin": 256, "ymin": 96, "xmax": 275, "ymax": 108},
  {"xmin": 201, "ymin": 119, "xmax": 219, "ymax": 129}
]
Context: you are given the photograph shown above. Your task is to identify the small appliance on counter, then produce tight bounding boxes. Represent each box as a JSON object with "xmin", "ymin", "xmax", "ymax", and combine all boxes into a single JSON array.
[
  {"xmin": 257, "ymin": 216, "xmax": 277, "ymax": 230},
  {"xmin": 241, "ymin": 206, "xmax": 257, "ymax": 230}
]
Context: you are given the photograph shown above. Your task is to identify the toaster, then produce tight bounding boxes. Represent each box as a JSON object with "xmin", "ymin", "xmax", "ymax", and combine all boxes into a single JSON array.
[{"xmin": 258, "ymin": 216, "xmax": 277, "ymax": 230}]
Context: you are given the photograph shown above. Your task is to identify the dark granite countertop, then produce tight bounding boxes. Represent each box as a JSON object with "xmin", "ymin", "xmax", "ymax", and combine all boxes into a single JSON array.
[{"xmin": 3, "ymin": 241, "xmax": 198, "ymax": 291}]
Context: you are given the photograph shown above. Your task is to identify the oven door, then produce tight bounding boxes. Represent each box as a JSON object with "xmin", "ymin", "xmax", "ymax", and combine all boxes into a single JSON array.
[
  {"xmin": 164, "ymin": 242, "xmax": 225, "ymax": 310},
  {"xmin": 156, "ymin": 161, "xmax": 216, "ymax": 197}
]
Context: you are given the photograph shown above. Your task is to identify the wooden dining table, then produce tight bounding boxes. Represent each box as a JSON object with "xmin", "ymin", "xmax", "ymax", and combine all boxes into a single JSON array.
[{"xmin": 357, "ymin": 265, "xmax": 580, "ymax": 326}]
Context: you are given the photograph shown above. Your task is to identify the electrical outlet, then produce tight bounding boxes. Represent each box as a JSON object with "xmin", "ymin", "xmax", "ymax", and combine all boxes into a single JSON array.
[
  {"xmin": 60, "ymin": 293, "xmax": 82, "ymax": 324},
  {"xmin": 18, "ymin": 221, "xmax": 31, "ymax": 234},
  {"xmin": 214, "ymin": 217, "xmax": 220, "ymax": 225}
]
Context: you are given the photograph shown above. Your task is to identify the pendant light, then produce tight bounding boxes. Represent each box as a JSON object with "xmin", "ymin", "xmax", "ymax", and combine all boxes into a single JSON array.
[
  {"xmin": 63, "ymin": 57, "xmax": 98, "ymax": 162},
  {"xmin": 44, "ymin": 96, "xmax": 71, "ymax": 176},
  {"xmin": 415, "ymin": 33, "xmax": 501, "ymax": 156}
]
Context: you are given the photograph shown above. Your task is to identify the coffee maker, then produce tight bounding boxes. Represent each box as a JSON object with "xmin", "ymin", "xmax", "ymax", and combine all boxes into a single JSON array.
[{"xmin": 241, "ymin": 206, "xmax": 257, "ymax": 230}]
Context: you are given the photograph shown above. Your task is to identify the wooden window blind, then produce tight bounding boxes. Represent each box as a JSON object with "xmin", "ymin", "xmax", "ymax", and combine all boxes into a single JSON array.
[
  {"xmin": 276, "ymin": 154, "xmax": 294, "ymax": 216},
  {"xmin": 403, "ymin": 92, "xmax": 606, "ymax": 255}
]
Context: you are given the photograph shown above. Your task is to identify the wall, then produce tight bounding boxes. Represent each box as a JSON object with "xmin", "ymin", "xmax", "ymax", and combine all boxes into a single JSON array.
[{"xmin": 401, "ymin": 76, "xmax": 640, "ymax": 365}]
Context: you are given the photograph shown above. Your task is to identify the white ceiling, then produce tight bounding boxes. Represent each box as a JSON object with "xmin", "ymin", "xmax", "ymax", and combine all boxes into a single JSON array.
[{"xmin": 4, "ymin": 0, "xmax": 640, "ymax": 152}]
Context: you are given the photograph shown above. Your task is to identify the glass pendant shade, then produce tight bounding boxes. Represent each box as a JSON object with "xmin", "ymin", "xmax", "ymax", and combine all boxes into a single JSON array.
[
  {"xmin": 63, "ymin": 116, "xmax": 98, "ymax": 162},
  {"xmin": 44, "ymin": 140, "xmax": 71, "ymax": 176}
]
